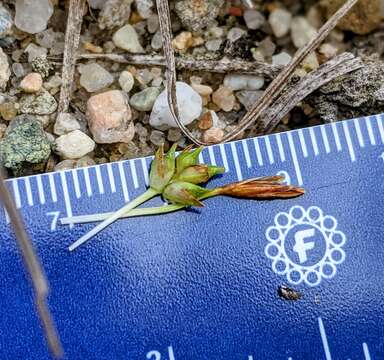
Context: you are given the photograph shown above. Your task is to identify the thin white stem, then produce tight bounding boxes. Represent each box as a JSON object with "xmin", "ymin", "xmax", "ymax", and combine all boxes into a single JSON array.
[{"xmin": 68, "ymin": 188, "xmax": 158, "ymax": 251}]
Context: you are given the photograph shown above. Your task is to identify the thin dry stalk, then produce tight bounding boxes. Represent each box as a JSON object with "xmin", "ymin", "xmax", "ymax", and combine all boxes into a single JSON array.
[
  {"xmin": 156, "ymin": 0, "xmax": 359, "ymax": 145},
  {"xmin": 57, "ymin": 0, "xmax": 87, "ymax": 115}
]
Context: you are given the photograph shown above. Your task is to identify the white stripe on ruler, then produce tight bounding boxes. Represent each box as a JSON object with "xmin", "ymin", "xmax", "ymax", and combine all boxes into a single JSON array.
[
  {"xmin": 331, "ymin": 122, "xmax": 342, "ymax": 151},
  {"xmin": 208, "ymin": 146, "xmax": 216, "ymax": 165},
  {"xmin": 198, "ymin": 152, "xmax": 204, "ymax": 164},
  {"xmin": 353, "ymin": 118, "xmax": 365, "ymax": 147},
  {"xmin": 48, "ymin": 173, "xmax": 57, "ymax": 203},
  {"xmin": 376, "ymin": 115, "xmax": 384, "ymax": 143},
  {"xmin": 95, "ymin": 166, "xmax": 104, "ymax": 194},
  {"xmin": 24, "ymin": 177, "xmax": 33, "ymax": 206},
  {"xmin": 129, "ymin": 160, "xmax": 139, "ymax": 189},
  {"xmin": 60, "ymin": 171, "xmax": 73, "ymax": 228},
  {"xmin": 365, "ymin": 117, "xmax": 376, "ymax": 145},
  {"xmin": 298, "ymin": 129, "xmax": 308, "ymax": 158},
  {"xmin": 107, "ymin": 163, "xmax": 116, "ymax": 193},
  {"xmin": 241, "ymin": 140, "xmax": 252, "ymax": 168},
  {"xmin": 140, "ymin": 158, "xmax": 149, "ymax": 186},
  {"xmin": 363, "ymin": 343, "xmax": 371, "ymax": 360},
  {"xmin": 253, "ymin": 138, "xmax": 263, "ymax": 166},
  {"xmin": 36, "ymin": 175, "xmax": 45, "ymax": 204},
  {"xmin": 264, "ymin": 136, "xmax": 275, "ymax": 164},
  {"xmin": 275, "ymin": 133, "xmax": 286, "ymax": 162},
  {"xmin": 309, "ymin": 127, "xmax": 319, "ymax": 156},
  {"xmin": 83, "ymin": 167, "xmax": 93, "ymax": 197},
  {"xmin": 118, "ymin": 162, "xmax": 129, "ymax": 202},
  {"xmin": 12, "ymin": 180, "xmax": 21, "ymax": 208},
  {"xmin": 342, "ymin": 121, "xmax": 356, "ymax": 162},
  {"xmin": 72, "ymin": 170, "xmax": 81, "ymax": 199},
  {"xmin": 318, "ymin": 317, "xmax": 332, "ymax": 360},
  {"xmin": 287, "ymin": 132, "xmax": 303, "ymax": 186},
  {"xmin": 230, "ymin": 142, "xmax": 243, "ymax": 180},
  {"xmin": 320, "ymin": 126, "xmax": 331, "ymax": 154},
  {"xmin": 219, "ymin": 144, "xmax": 229, "ymax": 172}
]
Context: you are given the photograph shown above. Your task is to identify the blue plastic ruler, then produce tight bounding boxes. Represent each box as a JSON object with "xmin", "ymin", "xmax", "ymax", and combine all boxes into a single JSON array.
[{"xmin": 0, "ymin": 114, "xmax": 383, "ymax": 360}]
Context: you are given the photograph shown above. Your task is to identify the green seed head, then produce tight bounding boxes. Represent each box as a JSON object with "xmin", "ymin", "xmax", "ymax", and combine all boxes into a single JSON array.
[
  {"xmin": 163, "ymin": 181, "xmax": 213, "ymax": 207},
  {"xmin": 177, "ymin": 165, "xmax": 225, "ymax": 184},
  {"xmin": 175, "ymin": 146, "xmax": 203, "ymax": 173}
]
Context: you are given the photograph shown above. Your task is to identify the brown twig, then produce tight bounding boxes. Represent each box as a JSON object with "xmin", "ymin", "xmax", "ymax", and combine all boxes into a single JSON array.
[
  {"xmin": 77, "ymin": 53, "xmax": 282, "ymax": 78},
  {"xmin": 261, "ymin": 53, "xmax": 364, "ymax": 134},
  {"xmin": 57, "ymin": 0, "xmax": 87, "ymax": 115},
  {"xmin": 156, "ymin": 0, "xmax": 359, "ymax": 145}
]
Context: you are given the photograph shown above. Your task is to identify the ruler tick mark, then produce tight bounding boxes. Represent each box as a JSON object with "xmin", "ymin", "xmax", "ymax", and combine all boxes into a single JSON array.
[
  {"xmin": 129, "ymin": 160, "xmax": 139, "ymax": 189},
  {"xmin": 241, "ymin": 140, "xmax": 252, "ymax": 168},
  {"xmin": 365, "ymin": 117, "xmax": 376, "ymax": 145},
  {"xmin": 264, "ymin": 136, "xmax": 275, "ymax": 164},
  {"xmin": 48, "ymin": 173, "xmax": 57, "ymax": 203},
  {"xmin": 95, "ymin": 166, "xmax": 105, "ymax": 194},
  {"xmin": 118, "ymin": 162, "xmax": 130, "ymax": 202},
  {"xmin": 24, "ymin": 177, "xmax": 33, "ymax": 206},
  {"xmin": 363, "ymin": 343, "xmax": 371, "ymax": 360},
  {"xmin": 219, "ymin": 144, "xmax": 229, "ymax": 172},
  {"xmin": 60, "ymin": 172, "xmax": 73, "ymax": 229},
  {"xmin": 198, "ymin": 152, "xmax": 204, "ymax": 164},
  {"xmin": 298, "ymin": 129, "xmax": 308, "ymax": 158},
  {"xmin": 72, "ymin": 170, "xmax": 81, "ymax": 199},
  {"xmin": 275, "ymin": 133, "xmax": 286, "ymax": 162},
  {"xmin": 140, "ymin": 158, "xmax": 149, "ymax": 186},
  {"xmin": 36, "ymin": 175, "xmax": 45, "ymax": 205},
  {"xmin": 230, "ymin": 142, "xmax": 243, "ymax": 180},
  {"xmin": 208, "ymin": 146, "xmax": 216, "ymax": 165},
  {"xmin": 354, "ymin": 118, "xmax": 365, "ymax": 147},
  {"xmin": 309, "ymin": 127, "xmax": 319, "ymax": 156},
  {"xmin": 318, "ymin": 317, "xmax": 332, "ymax": 360},
  {"xmin": 342, "ymin": 121, "xmax": 356, "ymax": 162},
  {"xmin": 287, "ymin": 132, "xmax": 303, "ymax": 186},
  {"xmin": 83, "ymin": 168, "xmax": 93, "ymax": 197},
  {"xmin": 106, "ymin": 163, "xmax": 116, "ymax": 193},
  {"xmin": 376, "ymin": 115, "xmax": 384, "ymax": 143},
  {"xmin": 320, "ymin": 126, "xmax": 331, "ymax": 154},
  {"xmin": 331, "ymin": 122, "xmax": 342, "ymax": 152},
  {"xmin": 12, "ymin": 180, "xmax": 21, "ymax": 209},
  {"xmin": 253, "ymin": 138, "xmax": 263, "ymax": 166}
]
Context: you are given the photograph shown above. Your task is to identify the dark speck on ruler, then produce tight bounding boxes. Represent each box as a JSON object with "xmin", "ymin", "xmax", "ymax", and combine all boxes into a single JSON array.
[{"xmin": 278, "ymin": 285, "xmax": 302, "ymax": 301}]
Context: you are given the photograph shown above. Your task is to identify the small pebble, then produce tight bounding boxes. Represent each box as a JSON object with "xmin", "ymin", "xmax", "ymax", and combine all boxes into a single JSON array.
[
  {"xmin": 55, "ymin": 130, "xmax": 95, "ymax": 160},
  {"xmin": 20, "ymin": 73, "xmax": 43, "ymax": 93},
  {"xmin": 224, "ymin": 74, "xmax": 264, "ymax": 91},
  {"xmin": 19, "ymin": 90, "xmax": 57, "ymax": 115},
  {"xmin": 272, "ymin": 52, "xmax": 292, "ymax": 66},
  {"xmin": 0, "ymin": 47, "xmax": 10, "ymax": 90},
  {"xmin": 15, "ymin": 0, "xmax": 53, "ymax": 34},
  {"xmin": 149, "ymin": 129, "xmax": 165, "ymax": 146},
  {"xmin": 0, "ymin": 5, "xmax": 13, "ymax": 38},
  {"xmin": 243, "ymin": 10, "xmax": 266, "ymax": 30},
  {"xmin": 227, "ymin": 27, "xmax": 246, "ymax": 42},
  {"xmin": 198, "ymin": 111, "xmax": 213, "ymax": 130},
  {"xmin": 129, "ymin": 87, "xmax": 162, "ymax": 112},
  {"xmin": 79, "ymin": 63, "xmax": 114, "ymax": 93},
  {"xmin": 291, "ymin": 17, "xmax": 317, "ymax": 49},
  {"xmin": 191, "ymin": 83, "xmax": 213, "ymax": 97},
  {"xmin": 54, "ymin": 159, "xmax": 76, "ymax": 171},
  {"xmin": 203, "ymin": 127, "xmax": 224, "ymax": 143},
  {"xmin": 167, "ymin": 128, "xmax": 182, "ymax": 142},
  {"xmin": 53, "ymin": 113, "xmax": 81, "ymax": 136},
  {"xmin": 212, "ymin": 86, "xmax": 236, "ymax": 112},
  {"xmin": 119, "ymin": 70, "xmax": 135, "ymax": 93},
  {"xmin": 113, "ymin": 24, "xmax": 144, "ymax": 53},
  {"xmin": 319, "ymin": 43, "xmax": 338, "ymax": 60},
  {"xmin": 0, "ymin": 102, "xmax": 17, "ymax": 121},
  {"xmin": 235, "ymin": 90, "xmax": 263, "ymax": 111},
  {"xmin": 25, "ymin": 44, "xmax": 48, "ymax": 63},
  {"xmin": 269, "ymin": 8, "xmax": 292, "ymax": 38}
]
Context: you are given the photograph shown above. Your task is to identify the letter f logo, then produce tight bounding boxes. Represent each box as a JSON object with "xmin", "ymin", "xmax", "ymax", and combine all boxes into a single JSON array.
[{"xmin": 293, "ymin": 229, "xmax": 316, "ymax": 263}]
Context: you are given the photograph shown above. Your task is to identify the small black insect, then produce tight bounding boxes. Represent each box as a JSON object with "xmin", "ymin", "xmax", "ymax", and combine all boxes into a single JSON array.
[{"xmin": 278, "ymin": 285, "xmax": 302, "ymax": 301}]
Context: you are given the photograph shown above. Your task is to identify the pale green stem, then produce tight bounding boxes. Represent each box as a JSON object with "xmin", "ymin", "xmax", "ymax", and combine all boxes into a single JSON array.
[{"xmin": 68, "ymin": 188, "xmax": 158, "ymax": 252}]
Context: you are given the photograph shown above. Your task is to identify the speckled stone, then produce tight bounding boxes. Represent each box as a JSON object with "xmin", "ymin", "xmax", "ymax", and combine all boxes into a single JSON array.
[{"xmin": 19, "ymin": 90, "xmax": 57, "ymax": 115}]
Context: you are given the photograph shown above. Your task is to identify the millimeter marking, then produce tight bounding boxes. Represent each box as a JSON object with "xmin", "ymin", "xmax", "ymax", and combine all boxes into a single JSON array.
[
  {"xmin": 287, "ymin": 132, "xmax": 303, "ymax": 186},
  {"xmin": 60, "ymin": 172, "xmax": 73, "ymax": 229},
  {"xmin": 264, "ymin": 137, "xmax": 275, "ymax": 164},
  {"xmin": 129, "ymin": 160, "xmax": 139, "ymax": 189},
  {"xmin": 208, "ymin": 146, "xmax": 217, "ymax": 166},
  {"xmin": 72, "ymin": 170, "xmax": 81, "ymax": 199},
  {"xmin": 12, "ymin": 180, "xmax": 21, "ymax": 209},
  {"xmin": 342, "ymin": 121, "xmax": 356, "ymax": 162},
  {"xmin": 83, "ymin": 168, "xmax": 93, "ymax": 197},
  {"xmin": 230, "ymin": 142, "xmax": 243, "ymax": 180},
  {"xmin": 298, "ymin": 130, "xmax": 308, "ymax": 158},
  {"xmin": 36, "ymin": 176, "xmax": 45, "ymax": 205},
  {"xmin": 331, "ymin": 123, "xmax": 342, "ymax": 152},
  {"xmin": 318, "ymin": 317, "xmax": 332, "ymax": 360},
  {"xmin": 140, "ymin": 158, "xmax": 149, "ymax": 186},
  {"xmin": 275, "ymin": 133, "xmax": 286, "ymax": 162},
  {"xmin": 377, "ymin": 115, "xmax": 384, "ymax": 143},
  {"xmin": 253, "ymin": 138, "xmax": 263, "ymax": 166},
  {"xmin": 354, "ymin": 118, "xmax": 365, "ymax": 147},
  {"xmin": 241, "ymin": 140, "xmax": 252, "ymax": 168},
  {"xmin": 219, "ymin": 144, "xmax": 229, "ymax": 172},
  {"xmin": 106, "ymin": 163, "xmax": 116, "ymax": 193},
  {"xmin": 309, "ymin": 127, "xmax": 319, "ymax": 156},
  {"xmin": 48, "ymin": 173, "xmax": 57, "ymax": 203},
  {"xmin": 95, "ymin": 166, "xmax": 105, "ymax": 194},
  {"xmin": 363, "ymin": 343, "xmax": 371, "ymax": 360},
  {"xmin": 320, "ymin": 126, "xmax": 331, "ymax": 154},
  {"xmin": 24, "ymin": 177, "xmax": 33, "ymax": 206},
  {"xmin": 118, "ymin": 162, "xmax": 129, "ymax": 203},
  {"xmin": 365, "ymin": 117, "xmax": 376, "ymax": 145}
]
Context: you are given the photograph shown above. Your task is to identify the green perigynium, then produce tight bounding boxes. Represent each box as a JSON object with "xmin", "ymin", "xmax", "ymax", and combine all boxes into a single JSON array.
[{"xmin": 68, "ymin": 145, "xmax": 305, "ymax": 251}]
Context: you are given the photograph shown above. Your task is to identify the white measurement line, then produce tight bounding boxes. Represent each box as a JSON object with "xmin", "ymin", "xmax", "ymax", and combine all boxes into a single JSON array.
[
  {"xmin": 118, "ymin": 162, "xmax": 130, "ymax": 202},
  {"xmin": 72, "ymin": 170, "xmax": 81, "ymax": 199},
  {"xmin": 36, "ymin": 175, "xmax": 45, "ymax": 204},
  {"xmin": 48, "ymin": 173, "xmax": 57, "ymax": 203},
  {"xmin": 275, "ymin": 133, "xmax": 286, "ymax": 162},
  {"xmin": 24, "ymin": 177, "xmax": 33, "ymax": 206},
  {"xmin": 208, "ymin": 146, "xmax": 216, "ymax": 165},
  {"xmin": 377, "ymin": 115, "xmax": 384, "ymax": 143},
  {"xmin": 95, "ymin": 166, "xmax": 105, "ymax": 194},
  {"xmin": 318, "ymin": 317, "xmax": 332, "ymax": 360},
  {"xmin": 219, "ymin": 144, "xmax": 229, "ymax": 172},
  {"xmin": 4, "ymin": 208, "xmax": 9, "ymax": 224},
  {"xmin": 141, "ymin": 158, "xmax": 149, "ymax": 186},
  {"xmin": 365, "ymin": 117, "xmax": 376, "ymax": 145},
  {"xmin": 287, "ymin": 132, "xmax": 303, "ymax": 186},
  {"xmin": 60, "ymin": 172, "xmax": 73, "ymax": 229},
  {"xmin": 354, "ymin": 118, "xmax": 365, "ymax": 147},
  {"xmin": 320, "ymin": 126, "xmax": 331, "ymax": 154},
  {"xmin": 241, "ymin": 140, "xmax": 252, "ymax": 168},
  {"xmin": 363, "ymin": 343, "xmax": 371, "ymax": 360},
  {"xmin": 129, "ymin": 160, "xmax": 139, "ymax": 189},
  {"xmin": 297, "ymin": 129, "xmax": 308, "ymax": 158},
  {"xmin": 12, "ymin": 180, "xmax": 21, "ymax": 209},
  {"xmin": 198, "ymin": 152, "xmax": 204, "ymax": 164},
  {"xmin": 309, "ymin": 127, "xmax": 319, "ymax": 156},
  {"xmin": 264, "ymin": 136, "xmax": 275, "ymax": 164},
  {"xmin": 342, "ymin": 121, "xmax": 356, "ymax": 162},
  {"xmin": 248, "ymin": 356, "xmax": 254, "ymax": 360},
  {"xmin": 83, "ymin": 168, "xmax": 93, "ymax": 197},
  {"xmin": 331, "ymin": 122, "xmax": 342, "ymax": 152},
  {"xmin": 106, "ymin": 163, "xmax": 116, "ymax": 193},
  {"xmin": 230, "ymin": 142, "xmax": 243, "ymax": 180},
  {"xmin": 168, "ymin": 346, "xmax": 175, "ymax": 360},
  {"xmin": 253, "ymin": 138, "xmax": 263, "ymax": 166}
]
